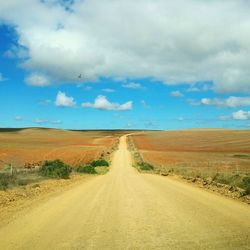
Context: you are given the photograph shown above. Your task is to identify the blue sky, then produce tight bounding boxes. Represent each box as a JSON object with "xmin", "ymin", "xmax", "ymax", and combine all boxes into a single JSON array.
[{"xmin": 0, "ymin": 0, "xmax": 250, "ymax": 130}]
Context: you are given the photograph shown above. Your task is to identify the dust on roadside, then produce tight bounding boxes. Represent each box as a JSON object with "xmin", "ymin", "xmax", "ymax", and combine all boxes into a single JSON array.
[{"xmin": 0, "ymin": 174, "xmax": 93, "ymax": 227}]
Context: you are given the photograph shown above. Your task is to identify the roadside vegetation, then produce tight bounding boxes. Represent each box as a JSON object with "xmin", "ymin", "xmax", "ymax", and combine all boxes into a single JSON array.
[
  {"xmin": 137, "ymin": 162, "xmax": 154, "ymax": 171},
  {"xmin": 76, "ymin": 159, "xmax": 110, "ymax": 175},
  {"xmin": 91, "ymin": 159, "xmax": 109, "ymax": 167},
  {"xmin": 76, "ymin": 165, "xmax": 97, "ymax": 174},
  {"xmin": 40, "ymin": 160, "xmax": 72, "ymax": 179},
  {"xmin": 0, "ymin": 168, "xmax": 45, "ymax": 191},
  {"xmin": 0, "ymin": 158, "xmax": 110, "ymax": 191},
  {"xmin": 128, "ymin": 135, "xmax": 250, "ymax": 200},
  {"xmin": 157, "ymin": 167, "xmax": 250, "ymax": 196},
  {"xmin": 137, "ymin": 160, "xmax": 250, "ymax": 197}
]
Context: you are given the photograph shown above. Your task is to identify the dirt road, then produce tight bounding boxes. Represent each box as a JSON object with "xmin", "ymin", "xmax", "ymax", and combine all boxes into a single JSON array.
[{"xmin": 0, "ymin": 136, "xmax": 249, "ymax": 249}]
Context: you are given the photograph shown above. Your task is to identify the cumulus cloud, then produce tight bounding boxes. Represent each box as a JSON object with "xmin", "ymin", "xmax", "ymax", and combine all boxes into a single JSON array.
[
  {"xmin": 102, "ymin": 88, "xmax": 115, "ymax": 93},
  {"xmin": 187, "ymin": 83, "xmax": 212, "ymax": 92},
  {"xmin": 200, "ymin": 96, "xmax": 250, "ymax": 108},
  {"xmin": 202, "ymin": 84, "xmax": 212, "ymax": 92},
  {"xmin": 3, "ymin": 45, "xmax": 28, "ymax": 59},
  {"xmin": 232, "ymin": 110, "xmax": 250, "ymax": 120},
  {"xmin": 1, "ymin": 1, "xmax": 250, "ymax": 92},
  {"xmin": 122, "ymin": 82, "xmax": 142, "ymax": 89},
  {"xmin": 25, "ymin": 73, "xmax": 51, "ymax": 87},
  {"xmin": 55, "ymin": 91, "xmax": 76, "ymax": 107},
  {"xmin": 82, "ymin": 95, "xmax": 132, "ymax": 111},
  {"xmin": 170, "ymin": 90, "xmax": 184, "ymax": 97}
]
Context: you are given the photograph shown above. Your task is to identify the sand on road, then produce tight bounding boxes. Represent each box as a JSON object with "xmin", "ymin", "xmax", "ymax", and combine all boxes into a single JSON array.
[{"xmin": 0, "ymin": 135, "xmax": 249, "ymax": 249}]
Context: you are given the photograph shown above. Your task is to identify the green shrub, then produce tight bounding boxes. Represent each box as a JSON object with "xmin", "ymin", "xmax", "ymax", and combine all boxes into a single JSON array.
[
  {"xmin": 40, "ymin": 159, "xmax": 71, "ymax": 179},
  {"xmin": 242, "ymin": 176, "xmax": 250, "ymax": 195},
  {"xmin": 76, "ymin": 165, "xmax": 97, "ymax": 174},
  {"xmin": 17, "ymin": 179, "xmax": 29, "ymax": 186},
  {"xmin": 233, "ymin": 154, "xmax": 250, "ymax": 159},
  {"xmin": 0, "ymin": 177, "xmax": 9, "ymax": 190},
  {"xmin": 138, "ymin": 162, "xmax": 154, "ymax": 171},
  {"xmin": 95, "ymin": 166, "xmax": 109, "ymax": 175},
  {"xmin": 212, "ymin": 173, "xmax": 231, "ymax": 185},
  {"xmin": 0, "ymin": 173, "xmax": 16, "ymax": 190},
  {"xmin": 91, "ymin": 159, "xmax": 109, "ymax": 167}
]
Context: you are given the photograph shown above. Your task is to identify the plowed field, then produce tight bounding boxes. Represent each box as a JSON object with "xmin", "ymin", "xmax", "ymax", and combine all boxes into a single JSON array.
[
  {"xmin": 132, "ymin": 130, "xmax": 250, "ymax": 172},
  {"xmin": 0, "ymin": 128, "xmax": 126, "ymax": 169}
]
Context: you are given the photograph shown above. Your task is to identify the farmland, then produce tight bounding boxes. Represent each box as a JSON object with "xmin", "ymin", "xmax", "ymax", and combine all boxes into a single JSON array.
[
  {"xmin": 1, "ymin": 134, "xmax": 250, "ymax": 249},
  {"xmin": 131, "ymin": 129, "xmax": 250, "ymax": 173},
  {"xmin": 130, "ymin": 130, "xmax": 250, "ymax": 198},
  {"xmin": 0, "ymin": 128, "xmax": 127, "ymax": 169}
]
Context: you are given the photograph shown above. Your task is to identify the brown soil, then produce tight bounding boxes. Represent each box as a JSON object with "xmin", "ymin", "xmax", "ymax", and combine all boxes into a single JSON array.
[
  {"xmin": 0, "ymin": 129, "xmax": 126, "ymax": 168},
  {"xmin": 132, "ymin": 130, "xmax": 250, "ymax": 172}
]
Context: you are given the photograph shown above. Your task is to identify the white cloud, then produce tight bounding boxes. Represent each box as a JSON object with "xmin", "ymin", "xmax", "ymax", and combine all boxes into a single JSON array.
[
  {"xmin": 25, "ymin": 73, "xmax": 51, "ymax": 87},
  {"xmin": 187, "ymin": 84, "xmax": 212, "ymax": 92},
  {"xmin": 200, "ymin": 96, "xmax": 250, "ymax": 108},
  {"xmin": 232, "ymin": 110, "xmax": 250, "ymax": 120},
  {"xmin": 201, "ymin": 98, "xmax": 223, "ymax": 106},
  {"xmin": 55, "ymin": 91, "xmax": 76, "ymax": 107},
  {"xmin": 34, "ymin": 118, "xmax": 62, "ymax": 124},
  {"xmin": 122, "ymin": 82, "xmax": 142, "ymax": 89},
  {"xmin": 82, "ymin": 95, "xmax": 132, "ymax": 111},
  {"xmin": 178, "ymin": 116, "xmax": 184, "ymax": 121},
  {"xmin": 202, "ymin": 84, "xmax": 212, "ymax": 92},
  {"xmin": 4, "ymin": 45, "xmax": 28, "ymax": 59},
  {"xmin": 15, "ymin": 116, "xmax": 23, "ymax": 121},
  {"xmin": 34, "ymin": 118, "xmax": 47, "ymax": 124},
  {"xmin": 50, "ymin": 119, "xmax": 62, "ymax": 124},
  {"xmin": 1, "ymin": 1, "xmax": 250, "ymax": 92},
  {"xmin": 170, "ymin": 90, "xmax": 184, "ymax": 97},
  {"xmin": 187, "ymin": 86, "xmax": 200, "ymax": 92},
  {"xmin": 102, "ymin": 88, "xmax": 115, "ymax": 93}
]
